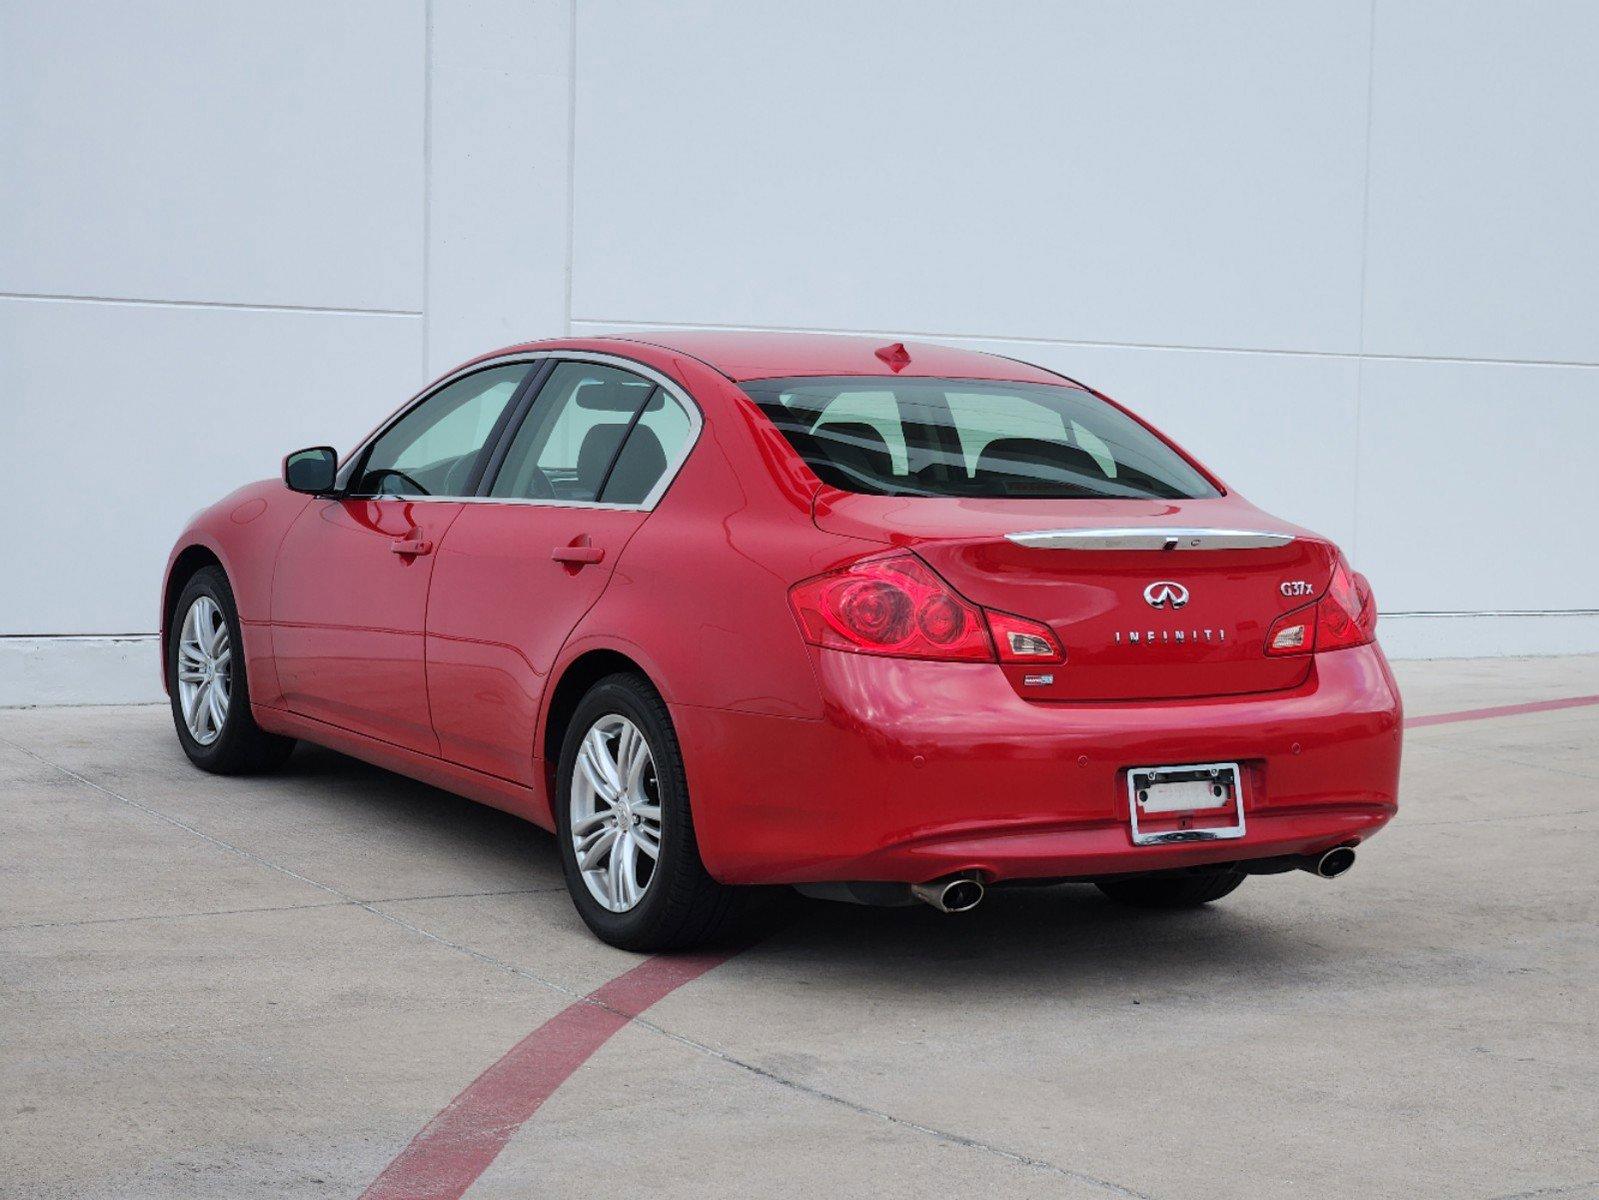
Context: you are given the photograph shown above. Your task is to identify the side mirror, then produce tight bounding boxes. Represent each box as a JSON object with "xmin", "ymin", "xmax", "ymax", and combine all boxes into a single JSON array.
[{"xmin": 283, "ymin": 446, "xmax": 339, "ymax": 495}]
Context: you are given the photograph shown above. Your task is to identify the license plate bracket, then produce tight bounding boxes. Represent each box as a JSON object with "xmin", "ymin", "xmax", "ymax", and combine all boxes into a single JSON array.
[{"xmin": 1127, "ymin": 762, "xmax": 1246, "ymax": 846}]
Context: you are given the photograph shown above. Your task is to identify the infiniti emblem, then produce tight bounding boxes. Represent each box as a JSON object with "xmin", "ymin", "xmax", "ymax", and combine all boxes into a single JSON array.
[{"xmin": 1143, "ymin": 581, "xmax": 1190, "ymax": 610}]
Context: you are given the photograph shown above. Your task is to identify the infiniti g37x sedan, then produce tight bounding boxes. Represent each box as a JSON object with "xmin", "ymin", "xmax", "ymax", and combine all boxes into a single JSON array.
[{"xmin": 162, "ymin": 332, "xmax": 1402, "ymax": 949}]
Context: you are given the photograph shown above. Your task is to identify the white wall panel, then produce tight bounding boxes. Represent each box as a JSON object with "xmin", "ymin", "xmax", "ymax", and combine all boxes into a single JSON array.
[
  {"xmin": 570, "ymin": 0, "xmax": 1372, "ymax": 354},
  {"xmin": 955, "ymin": 340, "xmax": 1362, "ymax": 553},
  {"xmin": 1354, "ymin": 357, "xmax": 1599, "ymax": 613},
  {"xmin": 1363, "ymin": 1, "xmax": 1599, "ymax": 362},
  {"xmin": 0, "ymin": 0, "xmax": 424, "ymax": 313},
  {"xmin": 0, "ymin": 298, "xmax": 421, "ymax": 635},
  {"xmin": 425, "ymin": 0, "xmax": 572, "ymax": 375},
  {"xmin": 6, "ymin": 0, "xmax": 1599, "ymax": 704}
]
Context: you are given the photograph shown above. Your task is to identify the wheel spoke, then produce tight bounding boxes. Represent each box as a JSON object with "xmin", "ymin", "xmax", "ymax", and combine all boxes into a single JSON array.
[
  {"xmin": 571, "ymin": 810, "xmax": 611, "ymax": 836},
  {"xmin": 616, "ymin": 723, "xmax": 647, "ymax": 793},
  {"xmin": 583, "ymin": 731, "xmax": 625, "ymax": 798},
  {"xmin": 608, "ymin": 832, "xmax": 637, "ymax": 908},
  {"xmin": 183, "ymin": 681, "xmax": 206, "ymax": 731},
  {"xmin": 633, "ymin": 823, "xmax": 660, "ymax": 860},
  {"xmin": 208, "ymin": 680, "xmax": 228, "ymax": 729},
  {"xmin": 576, "ymin": 750, "xmax": 617, "ymax": 803},
  {"xmin": 579, "ymin": 825, "xmax": 618, "ymax": 871}
]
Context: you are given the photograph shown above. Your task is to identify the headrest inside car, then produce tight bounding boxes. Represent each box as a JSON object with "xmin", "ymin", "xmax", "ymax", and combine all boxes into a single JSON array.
[{"xmin": 574, "ymin": 380, "xmax": 662, "ymax": 412}]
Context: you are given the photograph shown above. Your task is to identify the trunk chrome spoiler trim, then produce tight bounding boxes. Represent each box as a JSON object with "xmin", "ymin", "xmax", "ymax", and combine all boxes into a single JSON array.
[{"xmin": 1005, "ymin": 527, "xmax": 1295, "ymax": 551}]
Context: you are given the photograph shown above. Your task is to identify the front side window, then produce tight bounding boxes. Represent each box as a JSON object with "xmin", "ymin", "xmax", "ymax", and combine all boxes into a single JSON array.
[
  {"xmin": 741, "ymin": 376, "xmax": 1218, "ymax": 501},
  {"xmin": 353, "ymin": 364, "xmax": 529, "ymax": 497},
  {"xmin": 488, "ymin": 361, "xmax": 694, "ymax": 505}
]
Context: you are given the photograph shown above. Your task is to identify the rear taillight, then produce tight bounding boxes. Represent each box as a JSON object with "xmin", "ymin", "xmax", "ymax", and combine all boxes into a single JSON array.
[
  {"xmin": 789, "ymin": 553, "xmax": 993, "ymax": 661},
  {"xmin": 985, "ymin": 608, "xmax": 1065, "ymax": 664},
  {"xmin": 1265, "ymin": 558, "xmax": 1378, "ymax": 656},
  {"xmin": 789, "ymin": 552, "xmax": 1067, "ymax": 664}
]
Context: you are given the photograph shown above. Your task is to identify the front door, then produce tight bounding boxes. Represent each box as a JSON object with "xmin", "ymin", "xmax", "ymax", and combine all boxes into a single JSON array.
[
  {"xmin": 426, "ymin": 359, "xmax": 697, "ymax": 783},
  {"xmin": 271, "ymin": 362, "xmax": 532, "ymax": 752}
]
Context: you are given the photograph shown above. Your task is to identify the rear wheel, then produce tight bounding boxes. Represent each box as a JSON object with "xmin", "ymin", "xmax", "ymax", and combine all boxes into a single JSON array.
[
  {"xmin": 167, "ymin": 566, "xmax": 295, "ymax": 774},
  {"xmin": 1095, "ymin": 869, "xmax": 1245, "ymax": 909},
  {"xmin": 555, "ymin": 673, "xmax": 743, "ymax": 951}
]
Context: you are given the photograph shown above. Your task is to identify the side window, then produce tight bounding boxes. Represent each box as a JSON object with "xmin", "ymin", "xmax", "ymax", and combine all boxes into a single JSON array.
[
  {"xmin": 488, "ymin": 362, "xmax": 694, "ymax": 505},
  {"xmin": 354, "ymin": 364, "xmax": 529, "ymax": 497},
  {"xmin": 603, "ymin": 385, "xmax": 693, "ymax": 503}
]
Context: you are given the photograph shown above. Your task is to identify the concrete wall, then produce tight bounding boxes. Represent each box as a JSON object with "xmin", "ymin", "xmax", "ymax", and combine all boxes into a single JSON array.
[{"xmin": 3, "ymin": 1, "xmax": 1596, "ymax": 704}]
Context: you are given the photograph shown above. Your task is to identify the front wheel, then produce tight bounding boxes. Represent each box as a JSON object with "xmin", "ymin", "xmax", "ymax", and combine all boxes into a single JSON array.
[
  {"xmin": 554, "ymin": 673, "xmax": 743, "ymax": 951},
  {"xmin": 1095, "ymin": 869, "xmax": 1246, "ymax": 909},
  {"xmin": 167, "ymin": 566, "xmax": 295, "ymax": 775}
]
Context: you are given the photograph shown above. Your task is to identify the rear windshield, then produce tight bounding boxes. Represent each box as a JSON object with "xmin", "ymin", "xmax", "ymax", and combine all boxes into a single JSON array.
[{"xmin": 741, "ymin": 376, "xmax": 1219, "ymax": 500}]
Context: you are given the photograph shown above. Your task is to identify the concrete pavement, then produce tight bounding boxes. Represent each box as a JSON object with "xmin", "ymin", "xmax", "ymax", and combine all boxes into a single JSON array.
[{"xmin": 2, "ymin": 655, "xmax": 1596, "ymax": 1199}]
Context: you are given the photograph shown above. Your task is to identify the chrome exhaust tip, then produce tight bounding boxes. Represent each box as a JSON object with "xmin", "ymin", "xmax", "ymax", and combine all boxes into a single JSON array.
[
  {"xmin": 910, "ymin": 874, "xmax": 985, "ymax": 913},
  {"xmin": 1302, "ymin": 846, "xmax": 1357, "ymax": 879}
]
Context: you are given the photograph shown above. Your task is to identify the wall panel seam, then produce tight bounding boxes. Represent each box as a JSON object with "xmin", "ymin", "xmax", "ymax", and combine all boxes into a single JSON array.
[
  {"xmin": 567, "ymin": 318, "xmax": 1599, "ymax": 371},
  {"xmin": 1351, "ymin": 0, "xmax": 1381, "ymax": 564},
  {"xmin": 1, "ymin": 292, "xmax": 421, "ymax": 318}
]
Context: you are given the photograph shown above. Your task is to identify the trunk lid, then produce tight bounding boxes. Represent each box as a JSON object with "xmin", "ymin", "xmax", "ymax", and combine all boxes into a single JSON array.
[{"xmin": 813, "ymin": 490, "xmax": 1335, "ymax": 701}]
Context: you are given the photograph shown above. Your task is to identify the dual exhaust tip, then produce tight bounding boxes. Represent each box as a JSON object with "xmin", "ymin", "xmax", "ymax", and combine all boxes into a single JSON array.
[
  {"xmin": 905, "ymin": 849, "xmax": 1354, "ymax": 913},
  {"xmin": 1302, "ymin": 845, "xmax": 1357, "ymax": 879},
  {"xmin": 910, "ymin": 873, "xmax": 986, "ymax": 913}
]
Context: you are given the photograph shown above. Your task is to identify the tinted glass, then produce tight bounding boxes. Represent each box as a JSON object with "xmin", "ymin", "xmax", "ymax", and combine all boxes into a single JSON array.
[
  {"xmin": 488, "ymin": 362, "xmax": 692, "ymax": 504},
  {"xmin": 354, "ymin": 364, "xmax": 529, "ymax": 497},
  {"xmin": 742, "ymin": 376, "xmax": 1217, "ymax": 500}
]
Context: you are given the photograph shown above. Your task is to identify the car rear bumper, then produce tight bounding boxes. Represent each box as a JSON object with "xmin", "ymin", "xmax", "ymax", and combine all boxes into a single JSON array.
[{"xmin": 673, "ymin": 642, "xmax": 1402, "ymax": 885}]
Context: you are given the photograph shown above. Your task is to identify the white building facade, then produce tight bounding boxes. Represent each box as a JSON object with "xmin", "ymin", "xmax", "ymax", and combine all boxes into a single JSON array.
[{"xmin": 3, "ymin": 0, "xmax": 1596, "ymax": 703}]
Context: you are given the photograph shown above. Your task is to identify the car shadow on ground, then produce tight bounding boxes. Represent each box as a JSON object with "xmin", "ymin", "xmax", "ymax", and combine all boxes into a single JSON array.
[
  {"xmin": 265, "ymin": 743, "xmax": 1350, "ymax": 1001},
  {"xmin": 265, "ymin": 743, "xmax": 560, "ymax": 887},
  {"xmin": 754, "ymin": 886, "xmax": 1336, "ymax": 1003}
]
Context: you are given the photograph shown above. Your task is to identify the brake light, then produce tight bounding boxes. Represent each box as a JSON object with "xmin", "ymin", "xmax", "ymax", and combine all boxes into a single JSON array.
[
  {"xmin": 985, "ymin": 609, "xmax": 1065, "ymax": 663},
  {"xmin": 1265, "ymin": 558, "xmax": 1378, "ymax": 656},
  {"xmin": 789, "ymin": 553, "xmax": 993, "ymax": 661}
]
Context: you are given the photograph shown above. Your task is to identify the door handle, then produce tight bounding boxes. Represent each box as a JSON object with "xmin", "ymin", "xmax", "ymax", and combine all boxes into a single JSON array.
[
  {"xmin": 551, "ymin": 543, "xmax": 604, "ymax": 566},
  {"xmin": 391, "ymin": 538, "xmax": 433, "ymax": 556}
]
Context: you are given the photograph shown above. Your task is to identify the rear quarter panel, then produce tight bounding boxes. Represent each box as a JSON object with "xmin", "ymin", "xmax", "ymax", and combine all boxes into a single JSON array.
[{"xmin": 557, "ymin": 368, "xmax": 880, "ymax": 722}]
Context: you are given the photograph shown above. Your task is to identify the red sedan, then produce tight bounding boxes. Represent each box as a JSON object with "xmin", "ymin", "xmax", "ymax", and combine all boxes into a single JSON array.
[{"xmin": 162, "ymin": 332, "xmax": 1402, "ymax": 949}]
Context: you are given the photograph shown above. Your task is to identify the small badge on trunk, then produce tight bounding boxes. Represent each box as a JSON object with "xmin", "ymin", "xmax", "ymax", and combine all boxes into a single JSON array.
[{"xmin": 1023, "ymin": 673, "xmax": 1055, "ymax": 687}]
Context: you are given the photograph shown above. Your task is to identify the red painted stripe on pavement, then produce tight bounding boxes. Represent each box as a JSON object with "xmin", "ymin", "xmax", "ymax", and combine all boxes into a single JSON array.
[
  {"xmin": 1406, "ymin": 694, "xmax": 1599, "ymax": 729},
  {"xmin": 360, "ymin": 690, "xmax": 1599, "ymax": 1199},
  {"xmin": 358, "ymin": 950, "xmax": 734, "ymax": 1200}
]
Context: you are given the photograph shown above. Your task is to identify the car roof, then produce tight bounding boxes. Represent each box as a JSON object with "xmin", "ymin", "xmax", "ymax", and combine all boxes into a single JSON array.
[{"xmin": 500, "ymin": 331, "xmax": 1071, "ymax": 386}]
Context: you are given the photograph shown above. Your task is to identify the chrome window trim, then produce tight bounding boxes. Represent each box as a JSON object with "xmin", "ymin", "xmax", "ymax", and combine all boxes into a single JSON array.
[
  {"xmin": 1006, "ymin": 527, "xmax": 1294, "ymax": 551},
  {"xmin": 334, "ymin": 349, "xmax": 704, "ymax": 513}
]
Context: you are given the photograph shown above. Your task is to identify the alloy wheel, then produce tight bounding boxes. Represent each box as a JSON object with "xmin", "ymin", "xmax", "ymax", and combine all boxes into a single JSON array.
[
  {"xmin": 569, "ymin": 714, "xmax": 663, "ymax": 912},
  {"xmin": 177, "ymin": 595, "xmax": 231, "ymax": 746}
]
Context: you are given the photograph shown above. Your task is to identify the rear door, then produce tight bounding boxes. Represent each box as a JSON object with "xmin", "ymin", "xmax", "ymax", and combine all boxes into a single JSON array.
[
  {"xmin": 271, "ymin": 362, "xmax": 532, "ymax": 750},
  {"xmin": 425, "ymin": 358, "xmax": 699, "ymax": 783}
]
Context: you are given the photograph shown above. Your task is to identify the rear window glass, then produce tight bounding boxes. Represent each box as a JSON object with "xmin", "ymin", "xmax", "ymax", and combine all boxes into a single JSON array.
[{"xmin": 741, "ymin": 376, "xmax": 1218, "ymax": 500}]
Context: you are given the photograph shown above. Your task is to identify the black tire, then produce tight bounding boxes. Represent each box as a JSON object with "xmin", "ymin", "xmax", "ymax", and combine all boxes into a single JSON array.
[
  {"xmin": 555, "ymin": 672, "xmax": 743, "ymax": 951},
  {"xmin": 167, "ymin": 566, "xmax": 295, "ymax": 775},
  {"xmin": 1095, "ymin": 869, "xmax": 1246, "ymax": 909}
]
